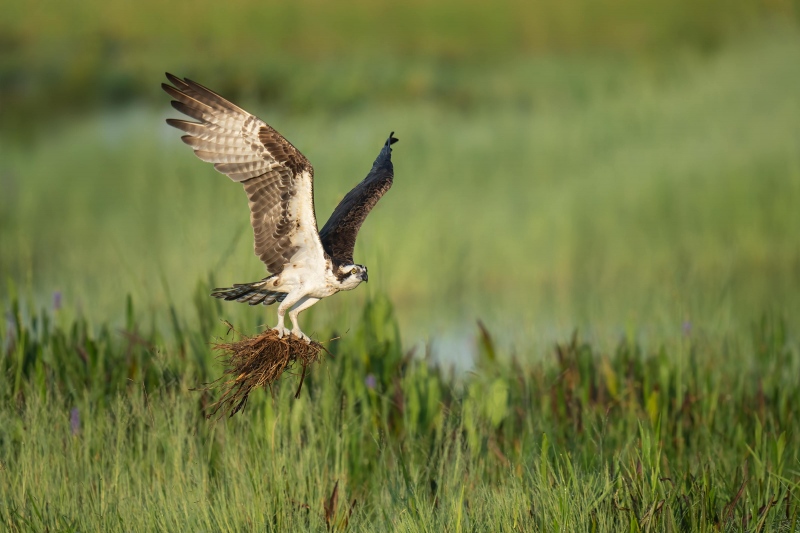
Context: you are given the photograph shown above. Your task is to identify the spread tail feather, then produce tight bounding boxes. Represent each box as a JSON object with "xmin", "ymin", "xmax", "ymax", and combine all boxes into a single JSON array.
[{"xmin": 211, "ymin": 278, "xmax": 287, "ymax": 306}]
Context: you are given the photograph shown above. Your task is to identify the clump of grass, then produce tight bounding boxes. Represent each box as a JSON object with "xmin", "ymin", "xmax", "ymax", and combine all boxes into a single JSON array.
[{"xmin": 199, "ymin": 323, "xmax": 328, "ymax": 418}]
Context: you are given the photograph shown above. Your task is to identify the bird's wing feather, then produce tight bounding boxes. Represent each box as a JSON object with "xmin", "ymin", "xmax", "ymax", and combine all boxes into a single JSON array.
[
  {"xmin": 163, "ymin": 73, "xmax": 327, "ymax": 275},
  {"xmin": 319, "ymin": 133, "xmax": 397, "ymax": 264}
]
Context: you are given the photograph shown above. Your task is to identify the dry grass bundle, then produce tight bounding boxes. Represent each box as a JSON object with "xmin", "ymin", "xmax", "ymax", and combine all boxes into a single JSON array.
[{"xmin": 197, "ymin": 323, "xmax": 328, "ymax": 418}]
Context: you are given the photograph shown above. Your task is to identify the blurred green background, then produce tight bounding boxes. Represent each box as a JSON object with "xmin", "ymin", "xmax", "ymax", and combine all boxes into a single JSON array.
[{"xmin": 2, "ymin": 0, "xmax": 799, "ymax": 353}]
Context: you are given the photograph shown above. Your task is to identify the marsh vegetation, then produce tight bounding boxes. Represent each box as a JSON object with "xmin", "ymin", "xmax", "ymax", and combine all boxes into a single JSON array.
[{"xmin": 2, "ymin": 1, "xmax": 800, "ymax": 530}]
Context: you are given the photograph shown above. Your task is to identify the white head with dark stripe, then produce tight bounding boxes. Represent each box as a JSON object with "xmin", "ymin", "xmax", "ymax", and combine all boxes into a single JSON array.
[{"xmin": 336, "ymin": 264, "xmax": 368, "ymax": 290}]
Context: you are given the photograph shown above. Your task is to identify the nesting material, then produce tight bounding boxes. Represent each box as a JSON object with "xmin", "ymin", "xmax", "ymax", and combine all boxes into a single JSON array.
[{"xmin": 199, "ymin": 324, "xmax": 327, "ymax": 419}]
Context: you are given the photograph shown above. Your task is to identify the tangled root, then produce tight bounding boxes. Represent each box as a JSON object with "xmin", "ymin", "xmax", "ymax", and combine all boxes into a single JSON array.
[{"xmin": 197, "ymin": 323, "xmax": 328, "ymax": 419}]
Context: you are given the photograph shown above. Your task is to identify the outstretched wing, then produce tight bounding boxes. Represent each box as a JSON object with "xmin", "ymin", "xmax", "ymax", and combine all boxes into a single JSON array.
[
  {"xmin": 162, "ymin": 73, "xmax": 327, "ymax": 276},
  {"xmin": 319, "ymin": 133, "xmax": 397, "ymax": 264}
]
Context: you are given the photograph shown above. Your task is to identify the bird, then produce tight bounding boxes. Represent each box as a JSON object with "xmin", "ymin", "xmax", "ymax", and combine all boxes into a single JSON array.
[{"xmin": 162, "ymin": 73, "xmax": 396, "ymax": 342}]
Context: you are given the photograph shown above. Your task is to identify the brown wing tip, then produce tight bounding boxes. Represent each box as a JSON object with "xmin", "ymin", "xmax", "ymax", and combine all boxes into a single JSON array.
[
  {"xmin": 161, "ymin": 80, "xmax": 180, "ymax": 98},
  {"xmin": 164, "ymin": 72, "xmax": 185, "ymax": 86},
  {"xmin": 165, "ymin": 118, "xmax": 189, "ymax": 129}
]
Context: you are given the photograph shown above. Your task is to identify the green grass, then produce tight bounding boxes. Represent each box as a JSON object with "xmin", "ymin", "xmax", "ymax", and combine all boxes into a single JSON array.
[
  {"xmin": 2, "ymin": 0, "xmax": 794, "ymax": 133},
  {"xmin": 1, "ymin": 290, "xmax": 799, "ymax": 531}
]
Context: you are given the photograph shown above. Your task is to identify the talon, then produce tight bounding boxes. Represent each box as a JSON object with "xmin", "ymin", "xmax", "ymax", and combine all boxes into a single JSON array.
[
  {"xmin": 292, "ymin": 329, "xmax": 311, "ymax": 343},
  {"xmin": 271, "ymin": 326, "xmax": 290, "ymax": 338}
]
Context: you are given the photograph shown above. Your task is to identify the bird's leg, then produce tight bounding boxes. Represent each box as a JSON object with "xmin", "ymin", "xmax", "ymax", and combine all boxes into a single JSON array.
[
  {"xmin": 288, "ymin": 297, "xmax": 321, "ymax": 343},
  {"xmin": 272, "ymin": 291, "xmax": 304, "ymax": 339},
  {"xmin": 272, "ymin": 312, "xmax": 290, "ymax": 338}
]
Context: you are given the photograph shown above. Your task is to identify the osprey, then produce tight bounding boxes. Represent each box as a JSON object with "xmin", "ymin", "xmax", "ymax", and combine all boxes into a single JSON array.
[{"xmin": 162, "ymin": 73, "xmax": 396, "ymax": 342}]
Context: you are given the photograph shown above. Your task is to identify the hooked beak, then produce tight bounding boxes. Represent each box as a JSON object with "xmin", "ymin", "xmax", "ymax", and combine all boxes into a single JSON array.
[{"xmin": 362, "ymin": 271, "xmax": 368, "ymax": 283}]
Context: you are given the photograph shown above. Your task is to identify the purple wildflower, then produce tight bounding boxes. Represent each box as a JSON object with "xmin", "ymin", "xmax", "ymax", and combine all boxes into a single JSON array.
[
  {"xmin": 70, "ymin": 407, "xmax": 80, "ymax": 435},
  {"xmin": 365, "ymin": 374, "xmax": 377, "ymax": 390},
  {"xmin": 53, "ymin": 291, "xmax": 62, "ymax": 311},
  {"xmin": 682, "ymin": 321, "xmax": 692, "ymax": 336}
]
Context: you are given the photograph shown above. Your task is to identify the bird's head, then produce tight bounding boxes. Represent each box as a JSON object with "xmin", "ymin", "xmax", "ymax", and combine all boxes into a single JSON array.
[{"xmin": 337, "ymin": 264, "xmax": 368, "ymax": 290}]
